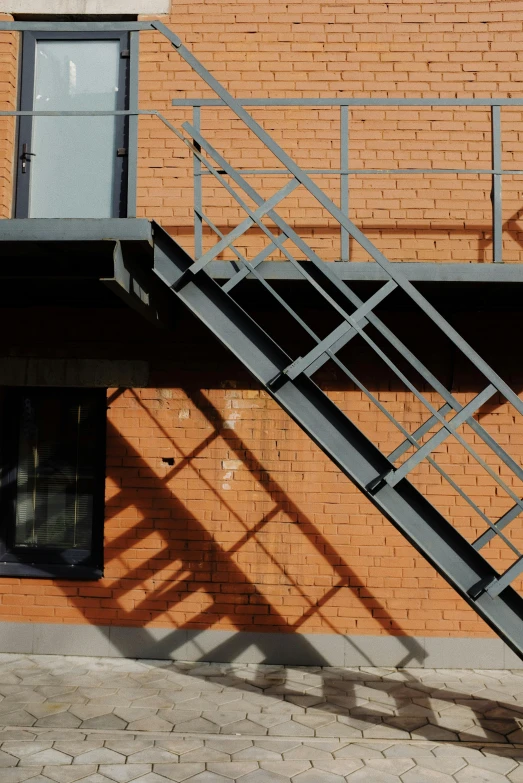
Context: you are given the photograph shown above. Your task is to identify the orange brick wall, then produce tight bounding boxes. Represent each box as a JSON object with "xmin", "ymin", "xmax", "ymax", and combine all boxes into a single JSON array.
[
  {"xmin": 0, "ymin": 2, "xmax": 522, "ymax": 645},
  {"xmin": 0, "ymin": 13, "xmax": 16, "ymax": 219}
]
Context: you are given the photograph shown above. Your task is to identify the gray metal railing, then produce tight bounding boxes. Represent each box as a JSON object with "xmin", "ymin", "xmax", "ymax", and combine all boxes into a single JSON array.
[{"xmin": 173, "ymin": 97, "xmax": 523, "ymax": 263}]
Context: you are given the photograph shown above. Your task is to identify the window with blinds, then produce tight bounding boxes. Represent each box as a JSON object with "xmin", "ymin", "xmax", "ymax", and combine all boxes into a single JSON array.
[{"xmin": 0, "ymin": 388, "xmax": 106, "ymax": 579}]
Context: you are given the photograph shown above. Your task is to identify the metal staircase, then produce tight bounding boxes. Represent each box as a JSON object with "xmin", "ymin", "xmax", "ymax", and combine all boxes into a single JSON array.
[{"xmin": 142, "ymin": 23, "xmax": 523, "ymax": 662}]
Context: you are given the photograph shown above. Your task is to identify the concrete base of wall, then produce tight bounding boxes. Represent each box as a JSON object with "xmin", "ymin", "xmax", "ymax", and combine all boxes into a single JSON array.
[{"xmin": 0, "ymin": 622, "xmax": 521, "ymax": 668}]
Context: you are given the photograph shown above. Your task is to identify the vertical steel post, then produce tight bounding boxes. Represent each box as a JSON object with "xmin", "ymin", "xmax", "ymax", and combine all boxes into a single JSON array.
[
  {"xmin": 340, "ymin": 105, "xmax": 349, "ymax": 262},
  {"xmin": 193, "ymin": 105, "xmax": 203, "ymax": 260},
  {"xmin": 127, "ymin": 31, "xmax": 139, "ymax": 218},
  {"xmin": 491, "ymin": 105, "xmax": 503, "ymax": 263}
]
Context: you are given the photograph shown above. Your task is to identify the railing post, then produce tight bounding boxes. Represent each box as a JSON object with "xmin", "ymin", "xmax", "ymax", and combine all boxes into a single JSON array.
[
  {"xmin": 193, "ymin": 105, "xmax": 203, "ymax": 260},
  {"xmin": 491, "ymin": 105, "xmax": 503, "ymax": 263},
  {"xmin": 340, "ymin": 104, "xmax": 349, "ymax": 262}
]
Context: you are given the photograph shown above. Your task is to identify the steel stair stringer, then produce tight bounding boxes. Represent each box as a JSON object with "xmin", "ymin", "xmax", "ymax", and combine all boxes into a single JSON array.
[{"xmin": 151, "ymin": 221, "xmax": 523, "ymax": 662}]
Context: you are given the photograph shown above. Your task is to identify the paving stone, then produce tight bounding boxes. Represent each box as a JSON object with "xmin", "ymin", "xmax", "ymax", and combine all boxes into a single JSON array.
[
  {"xmin": 111, "ymin": 709, "xmax": 158, "ymax": 724},
  {"xmin": 52, "ymin": 741, "xmax": 104, "ymax": 756},
  {"xmin": 0, "ymin": 748, "xmax": 21, "ymax": 766},
  {"xmin": 252, "ymin": 740, "xmax": 302, "ymax": 754},
  {"xmin": 81, "ymin": 715, "xmax": 129, "ymax": 731},
  {"xmin": 475, "ymin": 754, "xmax": 519, "ymax": 774},
  {"xmin": 104, "ymin": 740, "xmax": 154, "ymax": 755},
  {"xmin": 179, "ymin": 746, "xmax": 231, "ymax": 762},
  {"xmin": 361, "ymin": 724, "xmax": 410, "ymax": 740},
  {"xmin": 2, "ymin": 741, "xmax": 54, "ymax": 758},
  {"xmin": 382, "ymin": 743, "xmax": 435, "ymax": 758},
  {"xmin": 128, "ymin": 749, "xmax": 179, "ymax": 764},
  {"xmin": 292, "ymin": 714, "xmax": 336, "ymax": 729},
  {"xmin": 98, "ymin": 765, "xmax": 153, "ymax": 783},
  {"xmin": 233, "ymin": 746, "xmax": 285, "ymax": 762},
  {"xmin": 282, "ymin": 744, "xmax": 335, "ymax": 760},
  {"xmin": 333, "ymin": 743, "xmax": 385, "ymax": 759},
  {"xmin": 199, "ymin": 712, "xmax": 248, "ymax": 728},
  {"xmin": 0, "ymin": 730, "xmax": 37, "ymax": 741},
  {"xmin": 2, "ymin": 770, "xmax": 43, "ymax": 783},
  {"xmin": 402, "ymin": 756, "xmax": 468, "ymax": 774},
  {"xmin": 235, "ymin": 770, "xmax": 290, "ymax": 783},
  {"xmin": 218, "ymin": 720, "xmax": 266, "ymax": 736},
  {"xmin": 34, "ymin": 714, "xmax": 82, "ymax": 729},
  {"xmin": 366, "ymin": 758, "xmax": 415, "ymax": 774},
  {"xmin": 508, "ymin": 766, "xmax": 523, "ymax": 782},
  {"xmin": 260, "ymin": 761, "xmax": 312, "ymax": 777},
  {"xmin": 150, "ymin": 765, "xmax": 205, "ymax": 782},
  {"xmin": 311, "ymin": 759, "xmax": 364, "ymax": 775},
  {"xmin": 205, "ymin": 739, "xmax": 253, "ymax": 754},
  {"xmin": 206, "ymin": 761, "xmax": 259, "ymax": 779},
  {"xmin": 410, "ymin": 724, "xmax": 459, "ymax": 741},
  {"xmin": 243, "ymin": 714, "xmax": 288, "ymax": 730},
  {"xmin": 0, "ymin": 709, "xmax": 37, "ymax": 726},
  {"xmin": 20, "ymin": 749, "xmax": 73, "ymax": 766},
  {"xmin": 123, "ymin": 775, "xmax": 178, "ymax": 783},
  {"xmin": 177, "ymin": 773, "xmax": 230, "ymax": 783},
  {"xmin": 127, "ymin": 717, "xmax": 175, "ymax": 732},
  {"xmin": 293, "ymin": 769, "xmax": 345, "ymax": 782},
  {"xmin": 267, "ymin": 720, "xmax": 315, "ymax": 737},
  {"xmin": 401, "ymin": 765, "xmax": 457, "ymax": 782},
  {"xmin": 455, "ymin": 764, "xmax": 517, "ymax": 782},
  {"xmin": 314, "ymin": 720, "xmax": 366, "ymax": 739},
  {"xmin": 73, "ymin": 749, "xmax": 127, "ymax": 765},
  {"xmin": 346, "ymin": 768, "xmax": 400, "ymax": 782},
  {"xmin": 13, "ymin": 776, "xmax": 56, "ymax": 783},
  {"xmin": 303, "ymin": 740, "xmax": 350, "ymax": 752},
  {"xmin": 42, "ymin": 767, "xmax": 99, "ymax": 783}
]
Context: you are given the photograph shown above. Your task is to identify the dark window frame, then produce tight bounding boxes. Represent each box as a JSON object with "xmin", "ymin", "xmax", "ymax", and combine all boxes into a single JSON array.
[
  {"xmin": 14, "ymin": 30, "xmax": 131, "ymax": 219},
  {"xmin": 0, "ymin": 387, "xmax": 107, "ymax": 580}
]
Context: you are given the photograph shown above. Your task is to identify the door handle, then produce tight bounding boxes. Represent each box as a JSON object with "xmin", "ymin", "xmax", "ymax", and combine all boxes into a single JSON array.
[{"xmin": 21, "ymin": 143, "xmax": 36, "ymax": 173}]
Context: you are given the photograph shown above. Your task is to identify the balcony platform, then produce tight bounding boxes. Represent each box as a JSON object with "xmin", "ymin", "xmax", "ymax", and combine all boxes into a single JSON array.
[{"xmin": 0, "ymin": 219, "xmax": 522, "ymax": 311}]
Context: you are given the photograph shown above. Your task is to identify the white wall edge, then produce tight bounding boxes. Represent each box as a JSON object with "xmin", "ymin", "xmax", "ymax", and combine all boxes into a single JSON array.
[{"xmin": 0, "ymin": 1, "xmax": 170, "ymax": 13}]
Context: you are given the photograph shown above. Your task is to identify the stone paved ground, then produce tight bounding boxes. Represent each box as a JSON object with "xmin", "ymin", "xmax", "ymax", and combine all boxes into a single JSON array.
[{"xmin": 2, "ymin": 655, "xmax": 523, "ymax": 781}]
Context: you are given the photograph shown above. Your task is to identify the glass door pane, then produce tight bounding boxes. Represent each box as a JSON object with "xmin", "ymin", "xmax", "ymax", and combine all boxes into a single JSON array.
[{"xmin": 28, "ymin": 39, "xmax": 121, "ymax": 218}]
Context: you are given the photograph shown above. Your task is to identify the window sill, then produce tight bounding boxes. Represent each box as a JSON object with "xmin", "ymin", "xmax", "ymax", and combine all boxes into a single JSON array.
[{"xmin": 0, "ymin": 562, "xmax": 103, "ymax": 579}]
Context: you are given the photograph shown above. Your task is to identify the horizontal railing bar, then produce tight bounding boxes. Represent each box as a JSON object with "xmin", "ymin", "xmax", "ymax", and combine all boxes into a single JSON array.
[
  {"xmin": 0, "ymin": 110, "xmax": 140, "ymax": 116},
  {"xmin": 174, "ymin": 97, "xmax": 523, "ymax": 107},
  {"xmin": 197, "ymin": 168, "xmax": 523, "ymax": 176},
  {"xmin": 0, "ymin": 21, "xmax": 154, "ymax": 31}
]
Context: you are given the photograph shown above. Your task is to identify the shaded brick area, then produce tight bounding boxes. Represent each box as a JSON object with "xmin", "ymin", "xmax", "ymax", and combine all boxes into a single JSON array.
[{"xmin": 0, "ymin": 303, "xmax": 522, "ymax": 645}]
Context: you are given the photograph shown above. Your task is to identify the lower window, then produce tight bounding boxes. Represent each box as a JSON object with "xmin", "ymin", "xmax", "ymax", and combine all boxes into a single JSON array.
[{"xmin": 0, "ymin": 388, "xmax": 106, "ymax": 579}]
